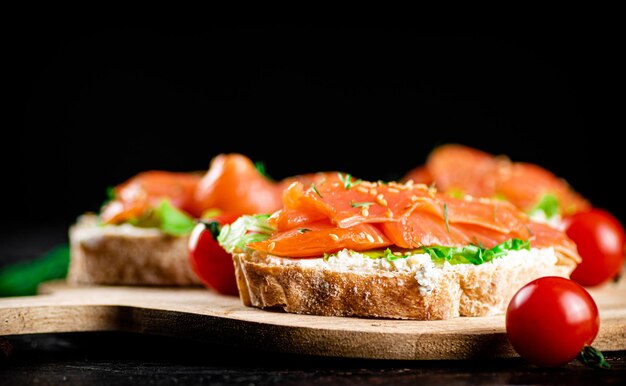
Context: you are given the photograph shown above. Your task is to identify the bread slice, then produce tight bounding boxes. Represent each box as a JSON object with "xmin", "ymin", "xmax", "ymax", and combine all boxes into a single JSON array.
[
  {"xmin": 68, "ymin": 215, "xmax": 200, "ymax": 286},
  {"xmin": 233, "ymin": 248, "xmax": 575, "ymax": 320}
]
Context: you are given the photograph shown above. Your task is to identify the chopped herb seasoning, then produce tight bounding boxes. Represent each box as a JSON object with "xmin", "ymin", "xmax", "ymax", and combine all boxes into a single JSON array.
[
  {"xmin": 351, "ymin": 201, "xmax": 374, "ymax": 208},
  {"xmin": 311, "ymin": 183, "xmax": 323, "ymax": 198},
  {"xmin": 338, "ymin": 172, "xmax": 361, "ymax": 189}
]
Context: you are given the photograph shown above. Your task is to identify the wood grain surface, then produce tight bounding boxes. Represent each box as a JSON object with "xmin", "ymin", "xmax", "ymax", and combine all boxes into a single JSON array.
[{"xmin": 1, "ymin": 280, "xmax": 625, "ymax": 360}]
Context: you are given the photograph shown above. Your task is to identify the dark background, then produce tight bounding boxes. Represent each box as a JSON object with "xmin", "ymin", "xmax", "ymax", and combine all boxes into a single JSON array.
[{"xmin": 2, "ymin": 26, "xmax": 622, "ymax": 258}]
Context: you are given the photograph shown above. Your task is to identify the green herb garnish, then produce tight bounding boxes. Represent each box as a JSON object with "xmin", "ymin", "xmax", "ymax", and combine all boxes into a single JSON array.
[
  {"xmin": 0, "ymin": 245, "xmax": 70, "ymax": 297},
  {"xmin": 530, "ymin": 193, "xmax": 560, "ymax": 218},
  {"xmin": 447, "ymin": 188, "xmax": 464, "ymax": 199},
  {"xmin": 443, "ymin": 203, "xmax": 450, "ymax": 233},
  {"xmin": 218, "ymin": 214, "xmax": 275, "ymax": 253},
  {"xmin": 106, "ymin": 186, "xmax": 116, "ymax": 201},
  {"xmin": 351, "ymin": 201, "xmax": 374, "ymax": 208},
  {"xmin": 311, "ymin": 183, "xmax": 324, "ymax": 198},
  {"xmin": 99, "ymin": 186, "xmax": 117, "ymax": 212},
  {"xmin": 298, "ymin": 228, "xmax": 312, "ymax": 234},
  {"xmin": 254, "ymin": 161, "xmax": 273, "ymax": 180},
  {"xmin": 338, "ymin": 172, "xmax": 361, "ymax": 190}
]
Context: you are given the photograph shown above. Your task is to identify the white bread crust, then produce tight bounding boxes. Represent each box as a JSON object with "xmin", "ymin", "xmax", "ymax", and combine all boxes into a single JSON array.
[
  {"xmin": 233, "ymin": 249, "xmax": 573, "ymax": 320},
  {"xmin": 68, "ymin": 215, "xmax": 200, "ymax": 286}
]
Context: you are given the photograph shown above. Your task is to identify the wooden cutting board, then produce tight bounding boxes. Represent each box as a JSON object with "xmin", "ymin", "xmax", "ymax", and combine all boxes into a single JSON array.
[{"xmin": 1, "ymin": 280, "xmax": 625, "ymax": 360}]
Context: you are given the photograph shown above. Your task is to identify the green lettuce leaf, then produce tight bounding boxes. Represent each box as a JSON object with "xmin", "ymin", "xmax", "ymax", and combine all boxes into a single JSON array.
[
  {"xmin": 156, "ymin": 200, "xmax": 197, "ymax": 236},
  {"xmin": 128, "ymin": 200, "xmax": 196, "ymax": 236},
  {"xmin": 218, "ymin": 214, "xmax": 275, "ymax": 253},
  {"xmin": 530, "ymin": 194, "xmax": 560, "ymax": 218},
  {"xmin": 420, "ymin": 238, "xmax": 530, "ymax": 265},
  {"xmin": 359, "ymin": 238, "xmax": 530, "ymax": 265}
]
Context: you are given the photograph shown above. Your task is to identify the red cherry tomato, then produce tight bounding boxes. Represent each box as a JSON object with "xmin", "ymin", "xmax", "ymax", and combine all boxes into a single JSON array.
[
  {"xmin": 506, "ymin": 277, "xmax": 600, "ymax": 367},
  {"xmin": 563, "ymin": 209, "xmax": 626, "ymax": 287},
  {"xmin": 188, "ymin": 213, "xmax": 241, "ymax": 296}
]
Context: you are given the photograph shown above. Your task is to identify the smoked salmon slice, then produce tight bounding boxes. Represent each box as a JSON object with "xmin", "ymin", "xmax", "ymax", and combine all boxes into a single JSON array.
[
  {"xmin": 403, "ymin": 144, "xmax": 590, "ymax": 215},
  {"xmin": 250, "ymin": 220, "xmax": 392, "ymax": 257},
  {"xmin": 402, "ymin": 165, "xmax": 432, "ymax": 186},
  {"xmin": 101, "ymin": 155, "xmax": 343, "ymax": 227},
  {"xmin": 248, "ymin": 177, "xmax": 578, "ymax": 263},
  {"xmin": 102, "ymin": 154, "xmax": 295, "ymax": 224},
  {"xmin": 527, "ymin": 221, "xmax": 581, "ymax": 265},
  {"xmin": 194, "ymin": 153, "xmax": 283, "ymax": 217},
  {"xmin": 271, "ymin": 177, "xmax": 527, "ymax": 233},
  {"xmin": 101, "ymin": 171, "xmax": 201, "ymax": 224}
]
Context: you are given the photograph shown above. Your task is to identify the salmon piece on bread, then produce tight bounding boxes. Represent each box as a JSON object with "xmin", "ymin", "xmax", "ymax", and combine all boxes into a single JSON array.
[
  {"xmin": 70, "ymin": 154, "xmax": 286, "ymax": 286},
  {"xmin": 220, "ymin": 176, "xmax": 580, "ymax": 320},
  {"xmin": 403, "ymin": 144, "xmax": 590, "ymax": 216}
]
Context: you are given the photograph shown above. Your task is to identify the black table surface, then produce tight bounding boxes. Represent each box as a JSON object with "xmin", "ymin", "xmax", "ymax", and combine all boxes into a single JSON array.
[
  {"xmin": 1, "ymin": 226, "xmax": 626, "ymax": 385},
  {"xmin": 1, "ymin": 333, "xmax": 625, "ymax": 386}
]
